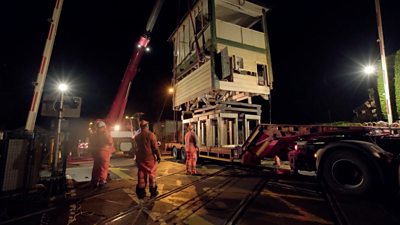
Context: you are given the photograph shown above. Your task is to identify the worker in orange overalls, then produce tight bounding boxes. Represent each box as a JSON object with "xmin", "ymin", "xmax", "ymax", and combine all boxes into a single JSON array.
[
  {"xmin": 184, "ymin": 124, "xmax": 198, "ymax": 175},
  {"xmin": 134, "ymin": 120, "xmax": 161, "ymax": 199},
  {"xmin": 90, "ymin": 121, "xmax": 114, "ymax": 188}
]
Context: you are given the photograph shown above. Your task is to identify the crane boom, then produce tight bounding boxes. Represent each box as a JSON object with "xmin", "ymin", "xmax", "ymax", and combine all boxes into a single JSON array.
[{"xmin": 106, "ymin": 0, "xmax": 165, "ymax": 124}]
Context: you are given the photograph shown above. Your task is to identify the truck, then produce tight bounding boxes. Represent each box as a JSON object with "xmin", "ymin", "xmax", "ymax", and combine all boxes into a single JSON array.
[
  {"xmin": 288, "ymin": 124, "xmax": 400, "ymax": 196},
  {"xmin": 171, "ymin": 120, "xmax": 400, "ymax": 196},
  {"xmin": 215, "ymin": 123, "xmax": 400, "ymax": 196},
  {"xmin": 153, "ymin": 120, "xmax": 183, "ymax": 156}
]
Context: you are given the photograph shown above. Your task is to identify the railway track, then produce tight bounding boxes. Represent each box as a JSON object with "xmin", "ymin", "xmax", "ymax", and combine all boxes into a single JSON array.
[
  {"xmin": 67, "ymin": 168, "xmax": 188, "ymax": 202},
  {"xmin": 7, "ymin": 161, "xmax": 396, "ymax": 225},
  {"xmin": 99, "ymin": 166, "xmax": 268, "ymax": 225},
  {"xmin": 320, "ymin": 180, "xmax": 400, "ymax": 225},
  {"xmin": 266, "ymin": 172, "xmax": 399, "ymax": 225},
  {"xmin": 0, "ymin": 167, "xmax": 189, "ymax": 225},
  {"xmin": 320, "ymin": 181, "xmax": 349, "ymax": 225}
]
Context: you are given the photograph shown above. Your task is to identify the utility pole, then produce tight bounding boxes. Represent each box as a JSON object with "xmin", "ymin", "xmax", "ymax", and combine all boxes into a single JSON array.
[
  {"xmin": 25, "ymin": 0, "xmax": 64, "ymax": 131},
  {"xmin": 374, "ymin": 0, "xmax": 393, "ymax": 124},
  {"xmin": 53, "ymin": 84, "xmax": 67, "ymax": 174}
]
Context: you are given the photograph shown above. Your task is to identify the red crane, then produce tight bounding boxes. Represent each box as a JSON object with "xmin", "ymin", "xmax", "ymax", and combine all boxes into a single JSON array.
[{"xmin": 106, "ymin": 0, "xmax": 165, "ymax": 128}]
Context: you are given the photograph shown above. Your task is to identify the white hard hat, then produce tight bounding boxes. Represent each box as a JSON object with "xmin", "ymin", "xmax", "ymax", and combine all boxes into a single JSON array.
[{"xmin": 97, "ymin": 121, "xmax": 106, "ymax": 128}]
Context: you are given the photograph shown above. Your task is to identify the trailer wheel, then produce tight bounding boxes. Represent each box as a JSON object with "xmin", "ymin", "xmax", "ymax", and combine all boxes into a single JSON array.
[
  {"xmin": 181, "ymin": 148, "xmax": 186, "ymax": 161},
  {"xmin": 172, "ymin": 147, "xmax": 179, "ymax": 159},
  {"xmin": 322, "ymin": 150, "xmax": 376, "ymax": 195}
]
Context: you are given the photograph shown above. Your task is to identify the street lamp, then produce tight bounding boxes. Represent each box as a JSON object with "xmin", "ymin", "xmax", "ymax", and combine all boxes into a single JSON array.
[
  {"xmin": 168, "ymin": 88, "xmax": 178, "ymax": 142},
  {"xmin": 363, "ymin": 64, "xmax": 377, "ymax": 87},
  {"xmin": 158, "ymin": 87, "xmax": 175, "ymax": 123},
  {"xmin": 363, "ymin": 65, "xmax": 376, "ymax": 76},
  {"xmin": 53, "ymin": 82, "xmax": 68, "ymax": 174}
]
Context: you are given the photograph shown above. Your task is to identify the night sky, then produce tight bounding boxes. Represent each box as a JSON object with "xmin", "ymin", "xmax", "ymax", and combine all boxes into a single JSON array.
[{"xmin": 1, "ymin": 0, "xmax": 399, "ymax": 130}]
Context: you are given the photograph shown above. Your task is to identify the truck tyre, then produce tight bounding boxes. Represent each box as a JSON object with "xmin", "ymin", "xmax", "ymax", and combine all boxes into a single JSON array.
[
  {"xmin": 181, "ymin": 148, "xmax": 186, "ymax": 161},
  {"xmin": 322, "ymin": 150, "xmax": 376, "ymax": 196},
  {"xmin": 172, "ymin": 147, "xmax": 179, "ymax": 160}
]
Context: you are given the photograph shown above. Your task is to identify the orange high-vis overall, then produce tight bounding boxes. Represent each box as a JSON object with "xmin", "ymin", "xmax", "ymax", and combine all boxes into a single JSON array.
[
  {"xmin": 185, "ymin": 130, "xmax": 197, "ymax": 175},
  {"xmin": 135, "ymin": 128, "xmax": 159, "ymax": 188},
  {"xmin": 91, "ymin": 131, "xmax": 113, "ymax": 185}
]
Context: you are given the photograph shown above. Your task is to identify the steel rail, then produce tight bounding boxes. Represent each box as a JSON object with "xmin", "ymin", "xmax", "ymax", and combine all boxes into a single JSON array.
[
  {"xmin": 99, "ymin": 167, "xmax": 230, "ymax": 224},
  {"xmin": 151, "ymin": 171, "xmax": 242, "ymax": 224},
  {"xmin": 320, "ymin": 181, "xmax": 349, "ymax": 225},
  {"xmin": 266, "ymin": 180, "xmax": 322, "ymax": 196},
  {"xmin": 155, "ymin": 169, "xmax": 187, "ymax": 179},
  {"xmin": 223, "ymin": 178, "xmax": 267, "ymax": 225},
  {"xmin": 66, "ymin": 168, "xmax": 187, "ymax": 203},
  {"xmin": 0, "ymin": 207, "xmax": 56, "ymax": 225}
]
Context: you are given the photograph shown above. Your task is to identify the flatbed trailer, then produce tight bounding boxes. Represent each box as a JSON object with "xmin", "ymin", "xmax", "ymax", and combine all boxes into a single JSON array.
[{"xmin": 171, "ymin": 122, "xmax": 400, "ymax": 196}]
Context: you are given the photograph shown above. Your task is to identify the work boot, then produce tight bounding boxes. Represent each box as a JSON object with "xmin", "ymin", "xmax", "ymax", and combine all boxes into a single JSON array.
[
  {"xmin": 98, "ymin": 181, "xmax": 107, "ymax": 189},
  {"xmin": 91, "ymin": 180, "xmax": 99, "ymax": 188},
  {"xmin": 136, "ymin": 185, "xmax": 146, "ymax": 199},
  {"xmin": 149, "ymin": 185, "xmax": 158, "ymax": 198}
]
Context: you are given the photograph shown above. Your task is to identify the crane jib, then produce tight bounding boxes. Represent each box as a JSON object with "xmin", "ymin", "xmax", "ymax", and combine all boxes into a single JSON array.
[{"xmin": 106, "ymin": 0, "xmax": 164, "ymax": 126}]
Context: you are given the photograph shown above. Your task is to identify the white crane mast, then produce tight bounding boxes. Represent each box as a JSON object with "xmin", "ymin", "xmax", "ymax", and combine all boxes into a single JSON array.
[{"xmin": 25, "ymin": 0, "xmax": 64, "ymax": 131}]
